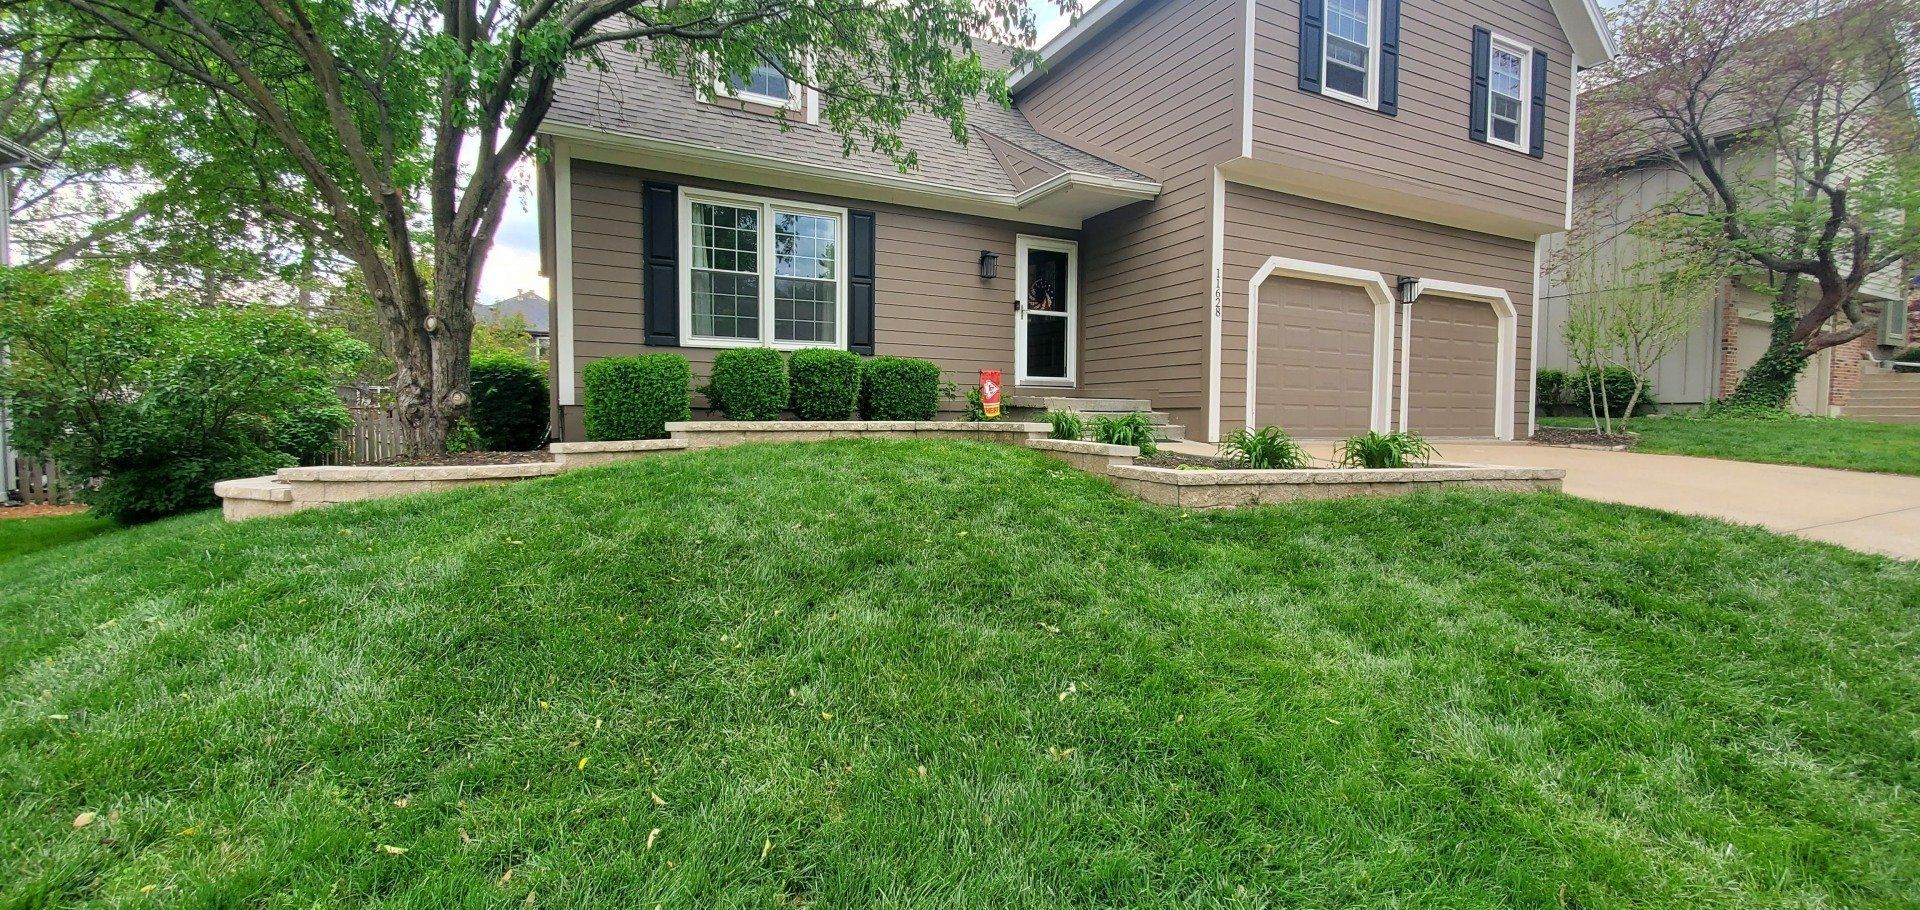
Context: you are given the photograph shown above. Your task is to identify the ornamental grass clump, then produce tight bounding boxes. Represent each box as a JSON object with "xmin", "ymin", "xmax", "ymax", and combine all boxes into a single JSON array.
[
  {"xmin": 1092, "ymin": 412, "xmax": 1159, "ymax": 456},
  {"xmin": 1335, "ymin": 431, "xmax": 1438, "ymax": 469},
  {"xmin": 1219, "ymin": 425, "xmax": 1310, "ymax": 469},
  {"xmin": 1043, "ymin": 410, "xmax": 1084, "ymax": 441}
]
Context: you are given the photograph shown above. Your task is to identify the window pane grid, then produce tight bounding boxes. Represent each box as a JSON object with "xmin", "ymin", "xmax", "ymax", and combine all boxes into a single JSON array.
[
  {"xmin": 729, "ymin": 61, "xmax": 792, "ymax": 102},
  {"xmin": 1488, "ymin": 44, "xmax": 1525, "ymax": 146},
  {"xmin": 1324, "ymin": 0, "xmax": 1371, "ymax": 98},
  {"xmin": 688, "ymin": 198, "xmax": 841, "ymax": 346}
]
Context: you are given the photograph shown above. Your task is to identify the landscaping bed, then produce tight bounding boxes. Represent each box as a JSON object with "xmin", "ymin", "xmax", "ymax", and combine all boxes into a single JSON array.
[
  {"xmin": 1530, "ymin": 425, "xmax": 1640, "ymax": 449},
  {"xmin": 9, "ymin": 440, "xmax": 1916, "ymax": 908}
]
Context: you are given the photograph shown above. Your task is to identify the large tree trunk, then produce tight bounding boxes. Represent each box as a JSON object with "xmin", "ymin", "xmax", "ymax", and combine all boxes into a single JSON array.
[{"xmin": 384, "ymin": 256, "xmax": 476, "ymax": 455}]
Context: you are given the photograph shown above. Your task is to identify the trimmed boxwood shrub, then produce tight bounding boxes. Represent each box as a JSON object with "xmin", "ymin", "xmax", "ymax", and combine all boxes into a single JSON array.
[
  {"xmin": 860, "ymin": 356, "xmax": 942, "ymax": 420},
  {"xmin": 1535, "ymin": 368, "xmax": 1568, "ymax": 408},
  {"xmin": 707, "ymin": 347, "xmax": 789, "ymax": 420},
  {"xmin": 469, "ymin": 354, "xmax": 551, "ymax": 450},
  {"xmin": 582, "ymin": 353, "xmax": 691, "ymax": 441},
  {"xmin": 788, "ymin": 348, "xmax": 862, "ymax": 420}
]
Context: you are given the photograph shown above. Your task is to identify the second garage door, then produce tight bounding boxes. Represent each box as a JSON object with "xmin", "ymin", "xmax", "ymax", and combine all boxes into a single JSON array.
[
  {"xmin": 1255, "ymin": 276, "xmax": 1376, "ymax": 437},
  {"xmin": 1405, "ymin": 295, "xmax": 1498, "ymax": 438}
]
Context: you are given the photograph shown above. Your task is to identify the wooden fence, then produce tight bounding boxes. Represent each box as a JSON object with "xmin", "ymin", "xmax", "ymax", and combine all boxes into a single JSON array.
[
  {"xmin": 330, "ymin": 407, "xmax": 405, "ymax": 465},
  {"xmin": 10, "ymin": 455, "xmax": 72, "ymax": 505}
]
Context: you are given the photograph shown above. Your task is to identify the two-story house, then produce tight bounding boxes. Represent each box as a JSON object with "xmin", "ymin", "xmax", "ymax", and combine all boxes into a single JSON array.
[{"xmin": 535, "ymin": 0, "xmax": 1615, "ymax": 442}]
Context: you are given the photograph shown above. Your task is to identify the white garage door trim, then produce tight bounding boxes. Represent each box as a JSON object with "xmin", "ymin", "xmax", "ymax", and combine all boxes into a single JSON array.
[
  {"xmin": 1406, "ymin": 279, "xmax": 1517, "ymax": 441},
  {"xmin": 1244, "ymin": 257, "xmax": 1397, "ymax": 434}
]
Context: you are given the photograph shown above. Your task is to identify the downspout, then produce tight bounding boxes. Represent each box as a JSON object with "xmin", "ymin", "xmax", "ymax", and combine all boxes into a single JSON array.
[{"xmin": 1, "ymin": 172, "xmax": 14, "ymax": 499}]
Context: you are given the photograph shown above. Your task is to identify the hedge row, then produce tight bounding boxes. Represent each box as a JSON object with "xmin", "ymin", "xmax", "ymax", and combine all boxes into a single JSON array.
[
  {"xmin": 1537, "ymin": 366, "xmax": 1656, "ymax": 417},
  {"xmin": 582, "ymin": 349, "xmax": 943, "ymax": 439}
]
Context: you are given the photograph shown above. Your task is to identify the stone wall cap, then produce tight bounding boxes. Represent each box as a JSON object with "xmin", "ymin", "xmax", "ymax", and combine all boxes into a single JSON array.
[
  {"xmin": 278, "ymin": 462, "xmax": 565, "ymax": 482},
  {"xmin": 1027, "ymin": 438, "xmax": 1141, "ymax": 457},
  {"xmin": 213, "ymin": 476, "xmax": 295, "ymax": 501},
  {"xmin": 549, "ymin": 439, "xmax": 688, "ymax": 454}
]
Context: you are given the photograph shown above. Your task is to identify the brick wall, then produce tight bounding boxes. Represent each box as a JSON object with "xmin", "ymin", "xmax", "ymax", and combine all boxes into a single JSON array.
[
  {"xmin": 1715, "ymin": 280, "xmax": 1741, "ymax": 397},
  {"xmin": 1828, "ymin": 333, "xmax": 1874, "ymax": 408}
]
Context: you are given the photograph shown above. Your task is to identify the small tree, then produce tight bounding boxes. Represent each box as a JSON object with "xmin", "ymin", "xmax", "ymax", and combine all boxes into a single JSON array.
[
  {"xmin": 17, "ymin": 0, "xmax": 1069, "ymax": 454},
  {"xmin": 1558, "ymin": 229, "xmax": 1707, "ymax": 432},
  {"xmin": 1581, "ymin": 0, "xmax": 1920, "ymax": 411}
]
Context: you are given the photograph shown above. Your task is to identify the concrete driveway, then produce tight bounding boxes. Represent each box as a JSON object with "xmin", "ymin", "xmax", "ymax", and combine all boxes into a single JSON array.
[{"xmin": 1425, "ymin": 441, "xmax": 1920, "ymax": 561}]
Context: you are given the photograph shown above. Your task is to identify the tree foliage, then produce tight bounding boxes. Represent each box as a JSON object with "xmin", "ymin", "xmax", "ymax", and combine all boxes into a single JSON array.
[
  {"xmin": 0, "ymin": 267, "xmax": 367, "ymax": 522},
  {"xmin": 1580, "ymin": 0, "xmax": 1920, "ymax": 409},
  {"xmin": 11, "ymin": 0, "xmax": 1067, "ymax": 452}
]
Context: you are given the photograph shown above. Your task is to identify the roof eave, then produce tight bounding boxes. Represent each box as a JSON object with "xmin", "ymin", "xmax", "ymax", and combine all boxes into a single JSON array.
[{"xmin": 541, "ymin": 121, "xmax": 1160, "ymax": 227}]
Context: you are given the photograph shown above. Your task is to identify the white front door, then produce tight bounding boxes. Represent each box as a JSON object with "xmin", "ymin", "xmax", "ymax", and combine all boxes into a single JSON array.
[{"xmin": 1015, "ymin": 236, "xmax": 1077, "ymax": 387}]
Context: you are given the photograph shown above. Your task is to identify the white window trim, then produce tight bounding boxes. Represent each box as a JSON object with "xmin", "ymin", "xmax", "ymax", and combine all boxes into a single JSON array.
[
  {"xmin": 1014, "ymin": 235, "xmax": 1079, "ymax": 388},
  {"xmin": 677, "ymin": 187, "xmax": 849, "ymax": 351},
  {"xmin": 713, "ymin": 59, "xmax": 818, "ymax": 124},
  {"xmin": 1484, "ymin": 33, "xmax": 1533, "ymax": 154},
  {"xmin": 1321, "ymin": 0, "xmax": 1381, "ymax": 110}
]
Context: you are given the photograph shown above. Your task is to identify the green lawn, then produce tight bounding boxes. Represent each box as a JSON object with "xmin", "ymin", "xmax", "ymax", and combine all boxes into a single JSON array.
[
  {"xmin": 3, "ymin": 440, "xmax": 1916, "ymax": 908},
  {"xmin": 0, "ymin": 511, "xmax": 117, "ymax": 564},
  {"xmin": 1544, "ymin": 414, "xmax": 1920, "ymax": 476}
]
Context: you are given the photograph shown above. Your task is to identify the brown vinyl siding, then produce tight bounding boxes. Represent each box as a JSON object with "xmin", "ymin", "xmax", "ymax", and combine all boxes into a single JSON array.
[
  {"xmin": 1016, "ymin": 0, "xmax": 1244, "ymax": 432},
  {"xmin": 557, "ymin": 158, "xmax": 1075, "ymax": 437},
  {"xmin": 1250, "ymin": 0, "xmax": 1574, "ymax": 231},
  {"xmin": 1221, "ymin": 183, "xmax": 1534, "ymax": 439}
]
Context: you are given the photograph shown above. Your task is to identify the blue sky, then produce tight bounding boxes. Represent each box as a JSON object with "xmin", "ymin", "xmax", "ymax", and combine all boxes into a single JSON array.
[{"xmin": 476, "ymin": 8, "xmax": 1077, "ymax": 304}]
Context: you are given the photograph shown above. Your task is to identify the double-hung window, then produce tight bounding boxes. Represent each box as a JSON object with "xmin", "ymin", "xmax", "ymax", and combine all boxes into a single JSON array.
[
  {"xmin": 1485, "ymin": 37, "xmax": 1531, "ymax": 151},
  {"xmin": 1322, "ymin": 0, "xmax": 1378, "ymax": 106},
  {"xmin": 683, "ymin": 191, "xmax": 846, "ymax": 349}
]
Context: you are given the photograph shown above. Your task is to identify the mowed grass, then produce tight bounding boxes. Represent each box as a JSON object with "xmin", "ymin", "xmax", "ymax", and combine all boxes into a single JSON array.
[
  {"xmin": 1544, "ymin": 414, "xmax": 1920, "ymax": 476},
  {"xmin": 0, "ymin": 511, "xmax": 118, "ymax": 565},
  {"xmin": 3, "ymin": 440, "xmax": 1917, "ymax": 909}
]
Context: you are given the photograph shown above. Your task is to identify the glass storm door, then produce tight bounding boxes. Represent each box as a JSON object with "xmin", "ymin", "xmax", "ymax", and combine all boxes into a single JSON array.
[{"xmin": 1016, "ymin": 236, "xmax": 1077, "ymax": 386}]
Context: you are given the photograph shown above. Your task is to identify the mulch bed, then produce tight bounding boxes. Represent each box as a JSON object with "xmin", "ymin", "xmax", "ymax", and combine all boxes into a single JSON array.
[
  {"xmin": 361, "ymin": 451, "xmax": 555, "ymax": 468},
  {"xmin": 0, "ymin": 502, "xmax": 88, "ymax": 520},
  {"xmin": 1136, "ymin": 452, "xmax": 1252, "ymax": 470},
  {"xmin": 1530, "ymin": 426, "xmax": 1640, "ymax": 449}
]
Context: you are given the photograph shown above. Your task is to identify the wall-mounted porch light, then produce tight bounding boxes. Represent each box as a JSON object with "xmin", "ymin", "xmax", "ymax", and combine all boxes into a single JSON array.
[
  {"xmin": 1397, "ymin": 275, "xmax": 1419, "ymax": 305},
  {"xmin": 978, "ymin": 250, "xmax": 998, "ymax": 280}
]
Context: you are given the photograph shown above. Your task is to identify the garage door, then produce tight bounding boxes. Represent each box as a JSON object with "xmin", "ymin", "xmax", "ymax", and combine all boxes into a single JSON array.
[
  {"xmin": 1255, "ymin": 276, "xmax": 1376, "ymax": 437},
  {"xmin": 1405, "ymin": 295, "xmax": 1499, "ymax": 437}
]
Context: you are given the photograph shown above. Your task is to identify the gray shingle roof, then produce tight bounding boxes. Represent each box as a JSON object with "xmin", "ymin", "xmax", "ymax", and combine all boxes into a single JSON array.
[{"xmin": 545, "ymin": 41, "xmax": 1148, "ymax": 195}]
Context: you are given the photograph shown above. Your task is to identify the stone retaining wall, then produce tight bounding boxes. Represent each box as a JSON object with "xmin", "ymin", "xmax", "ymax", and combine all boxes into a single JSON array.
[{"xmin": 215, "ymin": 421, "xmax": 1563, "ymax": 521}]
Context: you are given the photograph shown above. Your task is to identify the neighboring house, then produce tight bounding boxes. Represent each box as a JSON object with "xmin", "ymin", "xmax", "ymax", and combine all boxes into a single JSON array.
[
  {"xmin": 536, "ymin": 0, "xmax": 1615, "ymax": 441},
  {"xmin": 475, "ymin": 289, "xmax": 553, "ymax": 362},
  {"xmin": 1536, "ymin": 20, "xmax": 1912, "ymax": 416}
]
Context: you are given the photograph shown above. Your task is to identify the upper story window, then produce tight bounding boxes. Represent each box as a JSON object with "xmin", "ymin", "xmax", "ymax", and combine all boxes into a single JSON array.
[
  {"xmin": 682, "ymin": 189, "xmax": 845, "ymax": 349},
  {"xmin": 1322, "ymin": 0, "xmax": 1378, "ymax": 105},
  {"xmin": 726, "ymin": 59, "xmax": 798, "ymax": 108},
  {"xmin": 1486, "ymin": 38, "xmax": 1530, "ymax": 150},
  {"xmin": 1298, "ymin": 0, "xmax": 1398, "ymax": 115}
]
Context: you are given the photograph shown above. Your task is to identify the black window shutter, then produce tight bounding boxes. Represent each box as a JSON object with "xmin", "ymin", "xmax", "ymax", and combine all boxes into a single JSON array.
[
  {"xmin": 1378, "ymin": 0, "xmax": 1401, "ymax": 115},
  {"xmin": 847, "ymin": 210, "xmax": 876, "ymax": 356},
  {"xmin": 641, "ymin": 181, "xmax": 679, "ymax": 346},
  {"xmin": 1528, "ymin": 49, "xmax": 1549, "ymax": 158},
  {"xmin": 1298, "ymin": 0, "xmax": 1325, "ymax": 94},
  {"xmin": 1468, "ymin": 27, "xmax": 1491, "ymax": 143}
]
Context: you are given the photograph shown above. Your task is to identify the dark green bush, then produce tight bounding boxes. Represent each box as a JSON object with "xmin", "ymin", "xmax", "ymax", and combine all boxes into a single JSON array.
[
  {"xmin": 1092, "ymin": 412, "xmax": 1160, "ymax": 457},
  {"xmin": 859, "ymin": 356, "xmax": 942, "ymax": 420},
  {"xmin": 0, "ymin": 267, "xmax": 365, "ymax": 523},
  {"xmin": 469, "ymin": 354, "xmax": 550, "ymax": 450},
  {"xmin": 1535, "ymin": 368, "xmax": 1569, "ymax": 408},
  {"xmin": 1571, "ymin": 366, "xmax": 1654, "ymax": 417},
  {"xmin": 582, "ymin": 354, "xmax": 691, "ymax": 441},
  {"xmin": 787, "ymin": 348, "xmax": 862, "ymax": 420},
  {"xmin": 708, "ymin": 347, "xmax": 789, "ymax": 420}
]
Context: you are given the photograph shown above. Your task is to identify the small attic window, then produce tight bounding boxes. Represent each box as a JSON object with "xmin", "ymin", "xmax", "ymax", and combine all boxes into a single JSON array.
[{"xmin": 721, "ymin": 59, "xmax": 802, "ymax": 112}]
